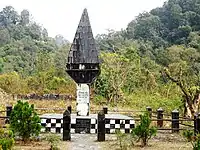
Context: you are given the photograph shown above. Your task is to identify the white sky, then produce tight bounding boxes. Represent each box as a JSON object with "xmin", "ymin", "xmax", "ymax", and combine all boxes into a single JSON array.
[{"xmin": 0, "ymin": 0, "xmax": 166, "ymax": 42}]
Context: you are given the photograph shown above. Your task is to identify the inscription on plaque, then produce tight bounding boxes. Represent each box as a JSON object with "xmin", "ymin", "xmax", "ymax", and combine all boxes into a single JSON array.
[{"xmin": 75, "ymin": 118, "xmax": 91, "ymax": 133}]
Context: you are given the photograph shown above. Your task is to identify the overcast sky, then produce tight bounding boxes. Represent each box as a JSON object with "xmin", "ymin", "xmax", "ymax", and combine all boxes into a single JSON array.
[{"xmin": 0, "ymin": 0, "xmax": 166, "ymax": 41}]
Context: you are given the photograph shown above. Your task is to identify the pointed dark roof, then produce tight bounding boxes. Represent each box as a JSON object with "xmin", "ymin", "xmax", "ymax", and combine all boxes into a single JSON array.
[{"xmin": 67, "ymin": 8, "xmax": 99, "ymax": 64}]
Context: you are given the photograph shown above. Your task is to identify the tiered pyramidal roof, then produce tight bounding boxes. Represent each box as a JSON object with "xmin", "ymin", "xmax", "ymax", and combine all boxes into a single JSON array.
[{"xmin": 67, "ymin": 8, "xmax": 99, "ymax": 64}]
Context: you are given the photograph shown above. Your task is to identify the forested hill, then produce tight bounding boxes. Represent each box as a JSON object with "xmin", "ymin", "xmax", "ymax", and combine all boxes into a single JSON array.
[
  {"xmin": 1, "ymin": 1, "xmax": 200, "ymax": 116},
  {"xmin": 95, "ymin": 0, "xmax": 200, "ymax": 116},
  {"xmin": 127, "ymin": 0, "xmax": 200, "ymax": 47},
  {"xmin": 0, "ymin": 6, "xmax": 69, "ymax": 76}
]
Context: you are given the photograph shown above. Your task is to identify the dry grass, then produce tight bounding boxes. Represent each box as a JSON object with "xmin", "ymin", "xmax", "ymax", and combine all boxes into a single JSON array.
[
  {"xmin": 1, "ymin": 98, "xmax": 137, "ymax": 114},
  {"xmin": 13, "ymin": 140, "xmax": 70, "ymax": 150},
  {"xmin": 103, "ymin": 132, "xmax": 192, "ymax": 150},
  {"xmin": 104, "ymin": 140, "xmax": 191, "ymax": 150}
]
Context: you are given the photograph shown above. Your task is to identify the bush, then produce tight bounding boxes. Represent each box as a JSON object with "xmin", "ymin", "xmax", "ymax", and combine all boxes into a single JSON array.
[
  {"xmin": 115, "ymin": 129, "xmax": 134, "ymax": 150},
  {"xmin": 183, "ymin": 130, "xmax": 200, "ymax": 150},
  {"xmin": 10, "ymin": 100, "xmax": 41, "ymax": 142},
  {"xmin": 131, "ymin": 112, "xmax": 157, "ymax": 147},
  {"xmin": 0, "ymin": 126, "xmax": 14, "ymax": 150},
  {"xmin": 45, "ymin": 133, "xmax": 60, "ymax": 150}
]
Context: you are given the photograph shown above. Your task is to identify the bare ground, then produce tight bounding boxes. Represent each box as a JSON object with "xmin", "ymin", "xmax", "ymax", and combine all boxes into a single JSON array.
[
  {"xmin": 13, "ymin": 132, "xmax": 192, "ymax": 150},
  {"xmin": 102, "ymin": 131, "xmax": 192, "ymax": 150}
]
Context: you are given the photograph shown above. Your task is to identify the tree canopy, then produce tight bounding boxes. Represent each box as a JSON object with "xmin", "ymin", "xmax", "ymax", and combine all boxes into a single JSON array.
[{"xmin": 1, "ymin": 1, "xmax": 200, "ymax": 116}]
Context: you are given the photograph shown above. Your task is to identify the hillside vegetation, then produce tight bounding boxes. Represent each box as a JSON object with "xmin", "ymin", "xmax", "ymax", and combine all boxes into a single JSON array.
[{"xmin": 1, "ymin": 0, "xmax": 200, "ymax": 116}]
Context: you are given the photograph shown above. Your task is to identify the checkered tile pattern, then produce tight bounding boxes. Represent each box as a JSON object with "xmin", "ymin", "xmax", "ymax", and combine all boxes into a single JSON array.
[
  {"xmin": 40, "ymin": 118, "xmax": 97, "ymax": 134},
  {"xmin": 105, "ymin": 119, "xmax": 135, "ymax": 134},
  {"xmin": 40, "ymin": 117, "xmax": 134, "ymax": 134},
  {"xmin": 41, "ymin": 118, "xmax": 63, "ymax": 133}
]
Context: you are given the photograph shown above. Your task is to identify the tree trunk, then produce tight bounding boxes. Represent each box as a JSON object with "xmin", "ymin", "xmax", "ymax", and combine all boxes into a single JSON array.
[
  {"xmin": 183, "ymin": 94, "xmax": 200, "ymax": 118},
  {"xmin": 163, "ymin": 68, "xmax": 200, "ymax": 118}
]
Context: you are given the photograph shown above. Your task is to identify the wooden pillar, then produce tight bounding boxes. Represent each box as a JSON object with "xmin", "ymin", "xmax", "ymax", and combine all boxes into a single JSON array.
[
  {"xmin": 103, "ymin": 107, "xmax": 108, "ymax": 114},
  {"xmin": 67, "ymin": 106, "xmax": 72, "ymax": 114},
  {"xmin": 63, "ymin": 109, "xmax": 71, "ymax": 141},
  {"xmin": 157, "ymin": 108, "xmax": 164, "ymax": 128},
  {"xmin": 194, "ymin": 113, "xmax": 200, "ymax": 134},
  {"xmin": 146, "ymin": 106, "xmax": 152, "ymax": 118},
  {"xmin": 171, "ymin": 109, "xmax": 179, "ymax": 133},
  {"xmin": 5, "ymin": 105, "xmax": 12, "ymax": 124},
  {"xmin": 97, "ymin": 111, "xmax": 105, "ymax": 141}
]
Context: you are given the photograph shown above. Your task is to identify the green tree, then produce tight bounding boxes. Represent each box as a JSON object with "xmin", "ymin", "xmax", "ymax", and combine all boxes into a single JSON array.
[
  {"xmin": 20, "ymin": 9, "xmax": 30, "ymax": 25},
  {"xmin": 0, "ymin": 28, "xmax": 10, "ymax": 46},
  {"xmin": 0, "ymin": 6, "xmax": 19, "ymax": 27},
  {"xmin": 10, "ymin": 100, "xmax": 41, "ymax": 142}
]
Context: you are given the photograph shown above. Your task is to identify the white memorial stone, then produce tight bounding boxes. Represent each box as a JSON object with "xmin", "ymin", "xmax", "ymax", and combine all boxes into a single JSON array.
[{"xmin": 76, "ymin": 84, "xmax": 89, "ymax": 116}]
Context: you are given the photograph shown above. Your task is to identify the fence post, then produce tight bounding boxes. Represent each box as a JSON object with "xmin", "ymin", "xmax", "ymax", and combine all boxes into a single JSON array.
[
  {"xmin": 67, "ymin": 106, "xmax": 72, "ymax": 114},
  {"xmin": 63, "ymin": 109, "xmax": 71, "ymax": 141},
  {"xmin": 194, "ymin": 113, "xmax": 200, "ymax": 134},
  {"xmin": 5, "ymin": 105, "xmax": 12, "ymax": 124},
  {"xmin": 194, "ymin": 114, "xmax": 197, "ymax": 134},
  {"xmin": 146, "ymin": 106, "xmax": 152, "ymax": 118},
  {"xmin": 171, "ymin": 109, "xmax": 179, "ymax": 133},
  {"xmin": 97, "ymin": 111, "xmax": 105, "ymax": 141},
  {"xmin": 103, "ymin": 107, "xmax": 108, "ymax": 114},
  {"xmin": 157, "ymin": 108, "xmax": 164, "ymax": 128}
]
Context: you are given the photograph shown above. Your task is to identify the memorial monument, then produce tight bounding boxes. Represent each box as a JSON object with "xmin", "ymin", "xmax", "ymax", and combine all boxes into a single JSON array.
[
  {"xmin": 40, "ymin": 8, "xmax": 134, "ymax": 135},
  {"xmin": 66, "ymin": 8, "xmax": 100, "ymax": 116}
]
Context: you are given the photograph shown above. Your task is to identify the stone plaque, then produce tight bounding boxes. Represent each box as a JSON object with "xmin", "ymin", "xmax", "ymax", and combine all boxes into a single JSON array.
[
  {"xmin": 77, "ymin": 84, "xmax": 89, "ymax": 103},
  {"xmin": 75, "ymin": 118, "xmax": 91, "ymax": 133},
  {"xmin": 76, "ymin": 84, "xmax": 90, "ymax": 116}
]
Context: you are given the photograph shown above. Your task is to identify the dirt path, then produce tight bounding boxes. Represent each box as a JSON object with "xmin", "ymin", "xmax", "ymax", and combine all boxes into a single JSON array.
[
  {"xmin": 67, "ymin": 134, "xmax": 102, "ymax": 150},
  {"xmin": 13, "ymin": 133, "xmax": 192, "ymax": 150},
  {"xmin": 66, "ymin": 133, "xmax": 192, "ymax": 150}
]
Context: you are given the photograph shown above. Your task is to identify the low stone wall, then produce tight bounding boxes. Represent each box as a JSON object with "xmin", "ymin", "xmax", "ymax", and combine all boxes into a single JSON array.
[{"xmin": 16, "ymin": 94, "xmax": 73, "ymax": 100}]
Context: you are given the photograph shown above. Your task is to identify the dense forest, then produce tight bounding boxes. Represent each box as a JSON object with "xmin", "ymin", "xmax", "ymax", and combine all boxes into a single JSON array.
[{"xmin": 1, "ymin": 0, "xmax": 200, "ymax": 117}]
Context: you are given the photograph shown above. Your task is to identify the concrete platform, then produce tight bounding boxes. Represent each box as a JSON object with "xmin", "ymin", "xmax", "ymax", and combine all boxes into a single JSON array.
[
  {"xmin": 40, "ymin": 113, "xmax": 135, "ymax": 134},
  {"xmin": 40, "ymin": 113, "xmax": 134, "ymax": 120}
]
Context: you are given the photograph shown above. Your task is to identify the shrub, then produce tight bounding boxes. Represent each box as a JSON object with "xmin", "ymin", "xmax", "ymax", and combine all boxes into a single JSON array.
[
  {"xmin": 183, "ymin": 130, "xmax": 200, "ymax": 150},
  {"xmin": 45, "ymin": 133, "xmax": 60, "ymax": 150},
  {"xmin": 115, "ymin": 129, "xmax": 134, "ymax": 150},
  {"xmin": 10, "ymin": 100, "xmax": 41, "ymax": 142},
  {"xmin": 0, "ymin": 126, "xmax": 14, "ymax": 150},
  {"xmin": 131, "ymin": 112, "xmax": 157, "ymax": 147}
]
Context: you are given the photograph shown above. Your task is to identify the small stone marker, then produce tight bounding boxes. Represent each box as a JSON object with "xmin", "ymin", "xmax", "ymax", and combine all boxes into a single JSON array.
[
  {"xmin": 97, "ymin": 111, "xmax": 105, "ymax": 141},
  {"xmin": 63, "ymin": 109, "xmax": 71, "ymax": 141}
]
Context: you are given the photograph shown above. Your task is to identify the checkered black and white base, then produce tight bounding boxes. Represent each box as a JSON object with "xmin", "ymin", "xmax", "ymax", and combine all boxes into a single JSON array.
[
  {"xmin": 105, "ymin": 118, "xmax": 134, "ymax": 134},
  {"xmin": 40, "ymin": 116, "xmax": 135, "ymax": 134}
]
